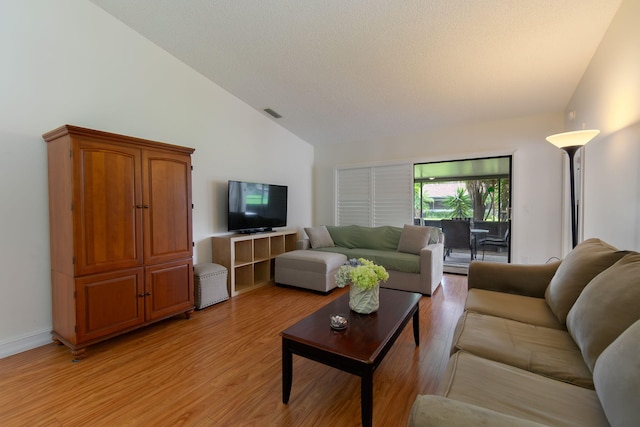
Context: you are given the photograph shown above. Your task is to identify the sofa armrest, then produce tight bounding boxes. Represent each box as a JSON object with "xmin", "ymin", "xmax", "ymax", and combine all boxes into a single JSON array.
[
  {"xmin": 420, "ymin": 243, "xmax": 444, "ymax": 295},
  {"xmin": 468, "ymin": 260, "xmax": 561, "ymax": 298},
  {"xmin": 296, "ymin": 239, "xmax": 311, "ymax": 250},
  {"xmin": 408, "ymin": 395, "xmax": 548, "ymax": 427}
]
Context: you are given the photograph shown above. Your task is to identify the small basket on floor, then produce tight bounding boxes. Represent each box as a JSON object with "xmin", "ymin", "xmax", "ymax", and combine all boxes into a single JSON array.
[{"xmin": 194, "ymin": 263, "xmax": 229, "ymax": 309}]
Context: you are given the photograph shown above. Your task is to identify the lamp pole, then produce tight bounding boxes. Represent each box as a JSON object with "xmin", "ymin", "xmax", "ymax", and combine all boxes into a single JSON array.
[
  {"xmin": 546, "ymin": 129, "xmax": 599, "ymax": 249},
  {"xmin": 561, "ymin": 145, "xmax": 580, "ymax": 248}
]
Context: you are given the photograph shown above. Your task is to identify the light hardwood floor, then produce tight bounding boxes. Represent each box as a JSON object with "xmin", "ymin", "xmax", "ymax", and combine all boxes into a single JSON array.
[{"xmin": 0, "ymin": 274, "xmax": 467, "ymax": 427}]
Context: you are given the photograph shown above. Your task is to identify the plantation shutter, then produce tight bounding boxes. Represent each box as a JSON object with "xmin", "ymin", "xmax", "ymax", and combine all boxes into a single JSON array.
[
  {"xmin": 373, "ymin": 164, "xmax": 413, "ymax": 227},
  {"xmin": 336, "ymin": 167, "xmax": 371, "ymax": 226},
  {"xmin": 336, "ymin": 163, "xmax": 413, "ymax": 227}
]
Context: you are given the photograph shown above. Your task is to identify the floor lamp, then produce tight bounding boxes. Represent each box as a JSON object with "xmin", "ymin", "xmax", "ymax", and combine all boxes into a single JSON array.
[{"xmin": 546, "ymin": 130, "xmax": 600, "ymax": 248}]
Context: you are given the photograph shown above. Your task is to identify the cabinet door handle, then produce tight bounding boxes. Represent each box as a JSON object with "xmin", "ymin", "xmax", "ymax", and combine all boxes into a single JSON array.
[
  {"xmin": 136, "ymin": 205, "xmax": 143, "ymax": 209},
  {"xmin": 137, "ymin": 293, "xmax": 145, "ymax": 297},
  {"xmin": 145, "ymin": 291, "xmax": 151, "ymax": 296},
  {"xmin": 143, "ymin": 205, "xmax": 149, "ymax": 209}
]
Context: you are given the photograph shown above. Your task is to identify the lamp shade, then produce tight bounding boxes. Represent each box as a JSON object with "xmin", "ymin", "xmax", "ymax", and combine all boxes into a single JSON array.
[{"xmin": 546, "ymin": 129, "xmax": 600, "ymax": 148}]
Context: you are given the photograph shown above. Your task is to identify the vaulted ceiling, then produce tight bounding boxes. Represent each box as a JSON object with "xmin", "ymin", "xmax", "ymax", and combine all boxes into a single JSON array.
[{"xmin": 90, "ymin": 0, "xmax": 623, "ymax": 146}]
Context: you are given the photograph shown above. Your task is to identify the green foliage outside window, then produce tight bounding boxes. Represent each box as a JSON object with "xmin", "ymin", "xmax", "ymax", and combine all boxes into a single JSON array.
[
  {"xmin": 413, "ymin": 183, "xmax": 434, "ymax": 219},
  {"xmin": 415, "ymin": 179, "xmax": 509, "ymax": 222},
  {"xmin": 444, "ymin": 187, "xmax": 472, "ymax": 218}
]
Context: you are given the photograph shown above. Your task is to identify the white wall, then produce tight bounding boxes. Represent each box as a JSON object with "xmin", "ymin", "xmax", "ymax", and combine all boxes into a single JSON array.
[
  {"xmin": 314, "ymin": 113, "xmax": 567, "ymax": 265},
  {"xmin": 566, "ymin": 0, "xmax": 640, "ymax": 251},
  {"xmin": 314, "ymin": 0, "xmax": 640, "ymax": 261},
  {"xmin": 0, "ymin": 0, "xmax": 313, "ymax": 357}
]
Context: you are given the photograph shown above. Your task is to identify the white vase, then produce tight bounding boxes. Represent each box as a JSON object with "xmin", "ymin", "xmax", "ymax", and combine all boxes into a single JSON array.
[{"xmin": 349, "ymin": 283, "xmax": 380, "ymax": 314}]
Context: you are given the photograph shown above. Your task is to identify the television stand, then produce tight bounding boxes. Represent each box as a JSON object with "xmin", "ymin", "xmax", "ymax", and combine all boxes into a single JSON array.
[
  {"xmin": 238, "ymin": 227, "xmax": 273, "ymax": 234},
  {"xmin": 212, "ymin": 230, "xmax": 298, "ymax": 296}
]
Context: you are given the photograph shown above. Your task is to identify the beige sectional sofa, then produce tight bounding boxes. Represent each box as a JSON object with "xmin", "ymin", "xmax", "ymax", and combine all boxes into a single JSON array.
[
  {"xmin": 298, "ymin": 224, "xmax": 444, "ymax": 295},
  {"xmin": 409, "ymin": 238, "xmax": 640, "ymax": 427}
]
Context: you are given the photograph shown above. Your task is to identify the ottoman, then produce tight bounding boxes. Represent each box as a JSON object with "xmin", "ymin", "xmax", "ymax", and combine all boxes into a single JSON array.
[
  {"xmin": 275, "ymin": 250, "xmax": 348, "ymax": 293},
  {"xmin": 194, "ymin": 263, "xmax": 229, "ymax": 309}
]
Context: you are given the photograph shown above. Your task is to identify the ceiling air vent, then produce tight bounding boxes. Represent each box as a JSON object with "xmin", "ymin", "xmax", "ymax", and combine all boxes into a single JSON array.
[{"xmin": 263, "ymin": 108, "xmax": 282, "ymax": 119}]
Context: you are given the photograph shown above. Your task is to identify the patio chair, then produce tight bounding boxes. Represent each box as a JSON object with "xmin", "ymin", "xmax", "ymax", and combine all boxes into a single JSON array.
[
  {"xmin": 441, "ymin": 219, "xmax": 476, "ymax": 261},
  {"xmin": 478, "ymin": 228, "xmax": 510, "ymax": 260}
]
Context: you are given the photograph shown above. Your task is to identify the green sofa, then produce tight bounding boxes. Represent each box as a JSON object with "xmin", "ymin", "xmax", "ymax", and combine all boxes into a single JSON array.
[
  {"xmin": 299, "ymin": 224, "xmax": 444, "ymax": 295},
  {"xmin": 409, "ymin": 238, "xmax": 640, "ymax": 426}
]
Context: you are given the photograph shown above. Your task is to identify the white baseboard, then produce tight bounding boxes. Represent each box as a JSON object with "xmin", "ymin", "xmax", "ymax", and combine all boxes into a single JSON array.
[{"xmin": 0, "ymin": 329, "xmax": 52, "ymax": 359}]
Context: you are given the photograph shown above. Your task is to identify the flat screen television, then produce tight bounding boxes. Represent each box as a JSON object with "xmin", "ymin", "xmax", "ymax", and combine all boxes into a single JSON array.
[{"xmin": 227, "ymin": 180, "xmax": 288, "ymax": 233}]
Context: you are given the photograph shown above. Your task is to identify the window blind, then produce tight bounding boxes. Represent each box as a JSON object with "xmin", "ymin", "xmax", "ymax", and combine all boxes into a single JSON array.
[
  {"xmin": 372, "ymin": 164, "xmax": 413, "ymax": 227},
  {"xmin": 336, "ymin": 164, "xmax": 412, "ymax": 227},
  {"xmin": 336, "ymin": 167, "xmax": 371, "ymax": 226}
]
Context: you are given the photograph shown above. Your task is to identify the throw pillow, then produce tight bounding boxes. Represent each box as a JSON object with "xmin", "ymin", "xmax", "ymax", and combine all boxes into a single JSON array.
[
  {"xmin": 544, "ymin": 238, "xmax": 628, "ymax": 324},
  {"xmin": 593, "ymin": 319, "xmax": 640, "ymax": 427},
  {"xmin": 397, "ymin": 224, "xmax": 431, "ymax": 255},
  {"xmin": 566, "ymin": 252, "xmax": 640, "ymax": 372},
  {"xmin": 427, "ymin": 227, "xmax": 441, "ymax": 244},
  {"xmin": 304, "ymin": 226, "xmax": 335, "ymax": 249}
]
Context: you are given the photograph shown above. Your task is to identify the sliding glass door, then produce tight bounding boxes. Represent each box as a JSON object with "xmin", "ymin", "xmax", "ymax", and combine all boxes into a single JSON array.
[{"xmin": 414, "ymin": 156, "xmax": 512, "ymax": 268}]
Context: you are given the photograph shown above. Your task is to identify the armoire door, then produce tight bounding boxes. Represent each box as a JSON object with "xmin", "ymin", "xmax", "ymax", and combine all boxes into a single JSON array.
[
  {"xmin": 145, "ymin": 259, "xmax": 194, "ymax": 321},
  {"xmin": 141, "ymin": 149, "xmax": 193, "ymax": 265},
  {"xmin": 73, "ymin": 140, "xmax": 143, "ymax": 276},
  {"xmin": 75, "ymin": 268, "xmax": 145, "ymax": 342}
]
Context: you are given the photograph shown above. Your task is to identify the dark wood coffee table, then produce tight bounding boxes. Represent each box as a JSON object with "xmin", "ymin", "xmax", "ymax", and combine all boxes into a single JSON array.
[{"xmin": 281, "ymin": 288, "xmax": 421, "ymax": 427}]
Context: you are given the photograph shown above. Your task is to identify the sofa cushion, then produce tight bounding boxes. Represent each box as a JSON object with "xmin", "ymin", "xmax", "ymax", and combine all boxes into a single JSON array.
[
  {"xmin": 593, "ymin": 319, "xmax": 640, "ymax": 427},
  {"xmin": 566, "ymin": 252, "xmax": 640, "ymax": 372},
  {"xmin": 465, "ymin": 289, "xmax": 563, "ymax": 330},
  {"xmin": 325, "ymin": 225, "xmax": 401, "ymax": 250},
  {"xmin": 325, "ymin": 225, "xmax": 359, "ymax": 248},
  {"xmin": 545, "ymin": 238, "xmax": 628, "ymax": 325},
  {"xmin": 362, "ymin": 225, "xmax": 402, "ymax": 251},
  {"xmin": 468, "ymin": 260, "xmax": 561, "ymax": 299},
  {"xmin": 397, "ymin": 224, "xmax": 432, "ymax": 254},
  {"xmin": 304, "ymin": 225, "xmax": 335, "ymax": 249},
  {"xmin": 438, "ymin": 351, "xmax": 609, "ymax": 427},
  {"xmin": 452, "ymin": 312, "xmax": 592, "ymax": 388},
  {"xmin": 313, "ymin": 247, "xmax": 420, "ymax": 274},
  {"xmin": 409, "ymin": 395, "xmax": 549, "ymax": 427}
]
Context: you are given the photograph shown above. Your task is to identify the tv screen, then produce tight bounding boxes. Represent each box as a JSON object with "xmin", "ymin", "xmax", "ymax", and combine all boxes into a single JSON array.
[{"xmin": 228, "ymin": 180, "xmax": 288, "ymax": 233}]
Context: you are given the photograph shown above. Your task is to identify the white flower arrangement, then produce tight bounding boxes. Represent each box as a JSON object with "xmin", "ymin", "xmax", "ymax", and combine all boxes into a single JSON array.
[{"xmin": 335, "ymin": 258, "xmax": 389, "ymax": 290}]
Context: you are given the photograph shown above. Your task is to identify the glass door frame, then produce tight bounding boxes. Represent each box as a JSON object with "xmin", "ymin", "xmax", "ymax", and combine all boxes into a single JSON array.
[{"xmin": 414, "ymin": 155, "xmax": 512, "ymax": 264}]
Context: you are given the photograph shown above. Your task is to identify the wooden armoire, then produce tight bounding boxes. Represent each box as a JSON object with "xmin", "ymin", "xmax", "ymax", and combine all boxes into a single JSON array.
[{"xmin": 43, "ymin": 125, "xmax": 195, "ymax": 360}]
